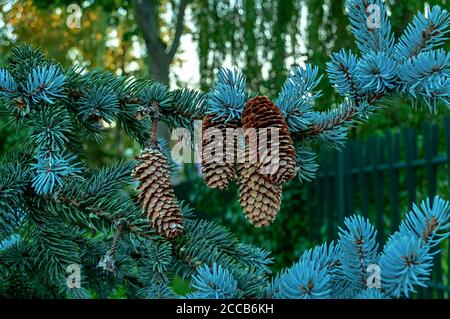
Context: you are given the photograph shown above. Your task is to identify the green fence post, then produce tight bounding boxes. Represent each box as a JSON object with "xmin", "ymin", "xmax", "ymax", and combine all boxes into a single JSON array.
[
  {"xmin": 424, "ymin": 122, "xmax": 438, "ymax": 197},
  {"xmin": 306, "ymin": 184, "xmax": 314, "ymax": 243},
  {"xmin": 327, "ymin": 151, "xmax": 335, "ymax": 241},
  {"xmin": 371, "ymin": 136, "xmax": 384, "ymax": 244},
  {"xmin": 322, "ymin": 150, "xmax": 330, "ymax": 241},
  {"xmin": 315, "ymin": 175, "xmax": 323, "ymax": 242},
  {"xmin": 386, "ymin": 131, "xmax": 400, "ymax": 232},
  {"xmin": 346, "ymin": 142, "xmax": 355, "ymax": 216},
  {"xmin": 403, "ymin": 128, "xmax": 418, "ymax": 208},
  {"xmin": 356, "ymin": 141, "xmax": 369, "ymax": 217},
  {"xmin": 337, "ymin": 148, "xmax": 346, "ymax": 226}
]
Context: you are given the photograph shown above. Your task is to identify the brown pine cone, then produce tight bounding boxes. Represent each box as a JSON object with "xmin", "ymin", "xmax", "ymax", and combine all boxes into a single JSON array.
[
  {"xmin": 242, "ymin": 96, "xmax": 297, "ymax": 186},
  {"xmin": 132, "ymin": 148, "xmax": 183, "ymax": 239},
  {"xmin": 201, "ymin": 114, "xmax": 237, "ymax": 189},
  {"xmin": 237, "ymin": 163, "xmax": 282, "ymax": 227}
]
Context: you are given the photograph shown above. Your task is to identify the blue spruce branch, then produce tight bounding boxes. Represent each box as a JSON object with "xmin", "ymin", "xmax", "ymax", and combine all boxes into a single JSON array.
[
  {"xmin": 346, "ymin": 0, "xmax": 395, "ymax": 55},
  {"xmin": 207, "ymin": 68, "xmax": 247, "ymax": 122},
  {"xmin": 275, "ymin": 64, "xmax": 321, "ymax": 132},
  {"xmin": 394, "ymin": 5, "xmax": 450, "ymax": 61},
  {"xmin": 261, "ymin": 196, "xmax": 450, "ymax": 299},
  {"xmin": 24, "ymin": 65, "xmax": 65, "ymax": 105}
]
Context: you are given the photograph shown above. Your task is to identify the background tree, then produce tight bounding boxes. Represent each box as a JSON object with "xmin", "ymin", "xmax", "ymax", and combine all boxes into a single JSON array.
[
  {"xmin": 130, "ymin": 0, "xmax": 192, "ymax": 83},
  {"xmin": 11, "ymin": 0, "xmax": 194, "ymax": 84}
]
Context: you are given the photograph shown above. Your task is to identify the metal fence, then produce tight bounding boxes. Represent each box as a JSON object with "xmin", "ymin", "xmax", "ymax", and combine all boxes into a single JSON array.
[{"xmin": 302, "ymin": 117, "xmax": 450, "ymax": 298}]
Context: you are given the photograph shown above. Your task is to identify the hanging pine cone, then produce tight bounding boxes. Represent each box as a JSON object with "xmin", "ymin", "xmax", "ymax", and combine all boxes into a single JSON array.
[
  {"xmin": 201, "ymin": 114, "xmax": 237, "ymax": 189},
  {"xmin": 237, "ymin": 163, "xmax": 282, "ymax": 227},
  {"xmin": 241, "ymin": 96, "xmax": 297, "ymax": 186},
  {"xmin": 132, "ymin": 148, "xmax": 183, "ymax": 239}
]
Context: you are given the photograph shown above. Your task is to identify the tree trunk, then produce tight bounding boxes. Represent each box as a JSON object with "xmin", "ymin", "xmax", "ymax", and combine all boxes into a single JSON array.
[
  {"xmin": 131, "ymin": 0, "xmax": 191, "ymax": 143},
  {"xmin": 147, "ymin": 51, "xmax": 170, "ymax": 84},
  {"xmin": 131, "ymin": 0, "xmax": 191, "ymax": 85}
]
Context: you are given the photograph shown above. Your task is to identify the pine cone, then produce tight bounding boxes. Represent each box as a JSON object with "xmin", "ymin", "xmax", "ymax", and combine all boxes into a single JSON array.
[
  {"xmin": 132, "ymin": 148, "xmax": 183, "ymax": 239},
  {"xmin": 242, "ymin": 96, "xmax": 297, "ymax": 185},
  {"xmin": 201, "ymin": 114, "xmax": 237, "ymax": 189},
  {"xmin": 237, "ymin": 163, "xmax": 282, "ymax": 227}
]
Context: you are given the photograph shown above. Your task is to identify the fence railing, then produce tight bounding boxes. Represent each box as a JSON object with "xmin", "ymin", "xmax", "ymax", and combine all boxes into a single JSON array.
[{"xmin": 303, "ymin": 117, "xmax": 450, "ymax": 298}]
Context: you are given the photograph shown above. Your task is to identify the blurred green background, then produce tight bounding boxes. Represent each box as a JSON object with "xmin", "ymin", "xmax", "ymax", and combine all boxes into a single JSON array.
[{"xmin": 1, "ymin": 0, "xmax": 449, "ymax": 272}]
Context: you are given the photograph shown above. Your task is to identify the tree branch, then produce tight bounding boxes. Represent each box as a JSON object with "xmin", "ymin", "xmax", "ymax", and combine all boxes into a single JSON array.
[
  {"xmin": 167, "ymin": 0, "xmax": 192, "ymax": 61},
  {"xmin": 292, "ymin": 92, "xmax": 385, "ymax": 142},
  {"xmin": 57, "ymin": 194, "xmax": 154, "ymax": 239}
]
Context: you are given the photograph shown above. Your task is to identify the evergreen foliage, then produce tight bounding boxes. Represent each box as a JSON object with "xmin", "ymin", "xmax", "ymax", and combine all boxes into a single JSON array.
[
  {"xmin": 245, "ymin": 196, "xmax": 449, "ymax": 299},
  {"xmin": 1, "ymin": 0, "xmax": 450, "ymax": 299},
  {"xmin": 275, "ymin": 65, "xmax": 320, "ymax": 132},
  {"xmin": 207, "ymin": 68, "xmax": 247, "ymax": 122}
]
